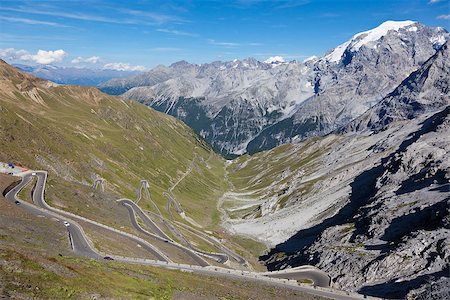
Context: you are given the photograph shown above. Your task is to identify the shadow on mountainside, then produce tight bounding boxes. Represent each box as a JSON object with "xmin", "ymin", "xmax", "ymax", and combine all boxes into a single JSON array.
[
  {"xmin": 359, "ymin": 267, "xmax": 450, "ymax": 299},
  {"xmin": 396, "ymin": 169, "xmax": 449, "ymax": 195},
  {"xmin": 260, "ymin": 107, "xmax": 449, "ymax": 297},
  {"xmin": 259, "ymin": 160, "xmax": 384, "ymax": 266},
  {"xmin": 381, "ymin": 199, "xmax": 450, "ymax": 243}
]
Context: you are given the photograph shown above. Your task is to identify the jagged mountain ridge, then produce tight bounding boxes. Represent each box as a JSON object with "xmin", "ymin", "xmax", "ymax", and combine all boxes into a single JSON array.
[
  {"xmin": 101, "ymin": 57, "xmax": 313, "ymax": 155},
  {"xmin": 98, "ymin": 21, "xmax": 448, "ymax": 156},
  {"xmin": 249, "ymin": 21, "xmax": 448, "ymax": 153},
  {"xmin": 344, "ymin": 41, "xmax": 450, "ymax": 132}
]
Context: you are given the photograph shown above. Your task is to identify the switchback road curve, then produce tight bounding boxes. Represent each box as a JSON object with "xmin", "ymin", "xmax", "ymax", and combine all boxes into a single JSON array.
[{"xmin": 3, "ymin": 171, "xmax": 376, "ymax": 300}]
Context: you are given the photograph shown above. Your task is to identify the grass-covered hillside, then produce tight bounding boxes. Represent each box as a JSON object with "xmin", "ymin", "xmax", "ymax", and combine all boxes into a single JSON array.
[
  {"xmin": 0, "ymin": 61, "xmax": 270, "ymax": 273},
  {"xmin": 0, "ymin": 60, "xmax": 226, "ymax": 228}
]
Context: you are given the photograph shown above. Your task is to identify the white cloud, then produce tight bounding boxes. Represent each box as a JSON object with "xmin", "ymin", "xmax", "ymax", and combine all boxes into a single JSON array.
[
  {"xmin": 24, "ymin": 49, "xmax": 67, "ymax": 64},
  {"xmin": 428, "ymin": 0, "xmax": 442, "ymax": 3},
  {"xmin": 86, "ymin": 56, "xmax": 100, "ymax": 63},
  {"xmin": 103, "ymin": 62, "xmax": 146, "ymax": 71},
  {"xmin": 71, "ymin": 56, "xmax": 101, "ymax": 64},
  {"xmin": 264, "ymin": 56, "xmax": 285, "ymax": 64},
  {"xmin": 208, "ymin": 39, "xmax": 240, "ymax": 48},
  {"xmin": 150, "ymin": 47, "xmax": 182, "ymax": 52},
  {"xmin": 0, "ymin": 48, "xmax": 67, "ymax": 64},
  {"xmin": 156, "ymin": 28, "xmax": 198, "ymax": 37},
  {"xmin": 71, "ymin": 57, "xmax": 83, "ymax": 64},
  {"xmin": 0, "ymin": 48, "xmax": 29, "ymax": 60},
  {"xmin": 0, "ymin": 16, "xmax": 70, "ymax": 27},
  {"xmin": 437, "ymin": 14, "xmax": 450, "ymax": 20}
]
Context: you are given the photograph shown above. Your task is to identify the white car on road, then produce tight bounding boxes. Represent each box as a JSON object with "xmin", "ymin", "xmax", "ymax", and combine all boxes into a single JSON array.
[{"xmin": 63, "ymin": 221, "xmax": 70, "ymax": 227}]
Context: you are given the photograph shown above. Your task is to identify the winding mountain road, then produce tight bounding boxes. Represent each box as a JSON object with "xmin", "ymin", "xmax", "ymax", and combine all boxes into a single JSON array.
[
  {"xmin": 16, "ymin": 172, "xmax": 170, "ymax": 262},
  {"xmin": 119, "ymin": 199, "xmax": 170, "ymax": 239},
  {"xmin": 174, "ymin": 220, "xmax": 247, "ymax": 265},
  {"xmin": 3, "ymin": 171, "xmax": 375, "ymax": 300},
  {"xmin": 118, "ymin": 199, "xmax": 211, "ymax": 266},
  {"xmin": 5, "ymin": 175, "xmax": 102, "ymax": 260}
]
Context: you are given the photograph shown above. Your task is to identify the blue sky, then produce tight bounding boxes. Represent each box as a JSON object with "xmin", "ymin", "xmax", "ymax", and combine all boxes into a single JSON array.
[{"xmin": 0, "ymin": 0, "xmax": 448, "ymax": 70}]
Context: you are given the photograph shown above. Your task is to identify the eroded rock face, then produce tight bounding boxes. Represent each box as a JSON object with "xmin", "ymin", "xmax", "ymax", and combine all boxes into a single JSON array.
[
  {"xmin": 345, "ymin": 42, "xmax": 450, "ymax": 132},
  {"xmin": 260, "ymin": 108, "xmax": 450, "ymax": 299},
  {"xmin": 235, "ymin": 42, "xmax": 450, "ymax": 299},
  {"xmin": 99, "ymin": 21, "xmax": 448, "ymax": 156}
]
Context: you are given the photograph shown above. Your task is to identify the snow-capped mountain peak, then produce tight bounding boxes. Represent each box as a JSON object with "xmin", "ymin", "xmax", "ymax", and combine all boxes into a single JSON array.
[
  {"xmin": 324, "ymin": 20, "xmax": 418, "ymax": 63},
  {"xmin": 264, "ymin": 56, "xmax": 286, "ymax": 67},
  {"xmin": 303, "ymin": 55, "xmax": 318, "ymax": 63},
  {"xmin": 350, "ymin": 20, "xmax": 416, "ymax": 50},
  {"xmin": 324, "ymin": 41, "xmax": 352, "ymax": 63}
]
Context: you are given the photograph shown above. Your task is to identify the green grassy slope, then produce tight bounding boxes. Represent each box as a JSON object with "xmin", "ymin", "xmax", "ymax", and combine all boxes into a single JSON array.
[
  {"xmin": 0, "ymin": 60, "xmax": 226, "ymax": 228},
  {"xmin": 0, "ymin": 61, "xmax": 271, "ymax": 271}
]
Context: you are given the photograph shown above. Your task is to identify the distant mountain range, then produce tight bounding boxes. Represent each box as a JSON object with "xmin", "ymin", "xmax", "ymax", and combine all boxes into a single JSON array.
[
  {"xmin": 98, "ymin": 20, "xmax": 448, "ymax": 156},
  {"xmin": 13, "ymin": 64, "xmax": 142, "ymax": 86}
]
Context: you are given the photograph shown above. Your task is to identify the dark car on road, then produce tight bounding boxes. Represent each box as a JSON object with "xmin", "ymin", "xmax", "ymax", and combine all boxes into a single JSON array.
[
  {"xmin": 14, "ymin": 200, "xmax": 20, "ymax": 205},
  {"xmin": 103, "ymin": 256, "xmax": 114, "ymax": 261}
]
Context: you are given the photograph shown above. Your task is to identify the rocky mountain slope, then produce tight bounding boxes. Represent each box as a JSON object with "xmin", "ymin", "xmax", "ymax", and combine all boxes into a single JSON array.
[
  {"xmin": 345, "ymin": 41, "xmax": 449, "ymax": 132},
  {"xmin": 102, "ymin": 58, "xmax": 314, "ymax": 156},
  {"xmin": 14, "ymin": 64, "xmax": 141, "ymax": 86},
  {"xmin": 223, "ymin": 41, "xmax": 450, "ymax": 298},
  {"xmin": 258, "ymin": 107, "xmax": 450, "ymax": 299},
  {"xmin": 99, "ymin": 21, "xmax": 448, "ymax": 156}
]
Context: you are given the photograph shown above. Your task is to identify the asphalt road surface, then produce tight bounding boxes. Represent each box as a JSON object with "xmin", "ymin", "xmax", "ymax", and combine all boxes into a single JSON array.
[
  {"xmin": 175, "ymin": 220, "xmax": 247, "ymax": 265},
  {"xmin": 4, "ymin": 175, "xmax": 102, "ymax": 260},
  {"xmin": 262, "ymin": 266, "xmax": 331, "ymax": 288},
  {"xmin": 2, "ymin": 171, "xmax": 375, "ymax": 300},
  {"xmin": 27, "ymin": 172, "xmax": 169, "ymax": 262},
  {"xmin": 120, "ymin": 199, "xmax": 231, "ymax": 264},
  {"xmin": 118, "ymin": 199, "xmax": 170, "ymax": 239},
  {"xmin": 118, "ymin": 199, "xmax": 210, "ymax": 267}
]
